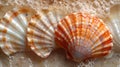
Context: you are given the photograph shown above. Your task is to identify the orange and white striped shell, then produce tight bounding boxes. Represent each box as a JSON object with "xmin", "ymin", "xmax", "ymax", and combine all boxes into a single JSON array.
[
  {"xmin": 0, "ymin": 7, "xmax": 35, "ymax": 56},
  {"xmin": 55, "ymin": 12, "xmax": 113, "ymax": 62},
  {"xmin": 27, "ymin": 10, "xmax": 63, "ymax": 58}
]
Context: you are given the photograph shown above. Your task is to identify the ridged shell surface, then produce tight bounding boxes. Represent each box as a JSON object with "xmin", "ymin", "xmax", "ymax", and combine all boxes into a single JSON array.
[
  {"xmin": 0, "ymin": 7, "xmax": 35, "ymax": 56},
  {"xmin": 106, "ymin": 4, "xmax": 120, "ymax": 48},
  {"xmin": 27, "ymin": 10, "xmax": 62, "ymax": 58},
  {"xmin": 55, "ymin": 12, "xmax": 113, "ymax": 62}
]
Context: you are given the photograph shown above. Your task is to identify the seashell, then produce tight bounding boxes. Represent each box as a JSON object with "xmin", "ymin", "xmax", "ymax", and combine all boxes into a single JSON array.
[
  {"xmin": 0, "ymin": 7, "xmax": 35, "ymax": 56},
  {"xmin": 55, "ymin": 12, "xmax": 113, "ymax": 62},
  {"xmin": 27, "ymin": 9, "xmax": 64, "ymax": 58},
  {"xmin": 105, "ymin": 4, "xmax": 120, "ymax": 48}
]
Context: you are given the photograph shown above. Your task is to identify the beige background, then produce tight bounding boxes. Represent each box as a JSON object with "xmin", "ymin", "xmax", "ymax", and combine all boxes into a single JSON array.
[{"xmin": 0, "ymin": 0, "xmax": 120, "ymax": 67}]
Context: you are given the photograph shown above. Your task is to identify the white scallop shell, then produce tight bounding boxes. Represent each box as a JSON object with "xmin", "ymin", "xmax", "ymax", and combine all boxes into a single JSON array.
[
  {"xmin": 27, "ymin": 9, "xmax": 64, "ymax": 58},
  {"xmin": 106, "ymin": 4, "xmax": 120, "ymax": 48},
  {"xmin": 0, "ymin": 7, "xmax": 35, "ymax": 56}
]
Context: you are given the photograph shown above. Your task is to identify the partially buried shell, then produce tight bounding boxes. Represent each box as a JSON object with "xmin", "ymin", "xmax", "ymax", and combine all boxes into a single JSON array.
[
  {"xmin": 55, "ymin": 12, "xmax": 113, "ymax": 62},
  {"xmin": 0, "ymin": 7, "xmax": 35, "ymax": 56},
  {"xmin": 27, "ymin": 9, "xmax": 63, "ymax": 58}
]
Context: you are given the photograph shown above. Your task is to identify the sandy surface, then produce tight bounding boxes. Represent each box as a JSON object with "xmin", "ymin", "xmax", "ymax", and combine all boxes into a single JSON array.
[{"xmin": 0, "ymin": 0, "xmax": 120, "ymax": 67}]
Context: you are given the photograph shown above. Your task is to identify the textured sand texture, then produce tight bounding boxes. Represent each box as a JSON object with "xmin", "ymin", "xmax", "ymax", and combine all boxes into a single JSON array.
[{"xmin": 0, "ymin": 0, "xmax": 120, "ymax": 67}]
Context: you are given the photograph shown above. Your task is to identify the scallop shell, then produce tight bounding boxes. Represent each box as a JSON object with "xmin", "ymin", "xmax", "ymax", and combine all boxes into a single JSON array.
[
  {"xmin": 27, "ymin": 9, "xmax": 63, "ymax": 58},
  {"xmin": 0, "ymin": 7, "xmax": 35, "ymax": 56},
  {"xmin": 106, "ymin": 4, "xmax": 120, "ymax": 48},
  {"xmin": 55, "ymin": 12, "xmax": 113, "ymax": 62}
]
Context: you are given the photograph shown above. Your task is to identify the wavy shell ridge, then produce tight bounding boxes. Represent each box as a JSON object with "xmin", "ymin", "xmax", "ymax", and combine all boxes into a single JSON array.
[
  {"xmin": 55, "ymin": 12, "xmax": 113, "ymax": 62},
  {"xmin": 0, "ymin": 7, "xmax": 34, "ymax": 56},
  {"xmin": 27, "ymin": 10, "xmax": 62, "ymax": 58}
]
